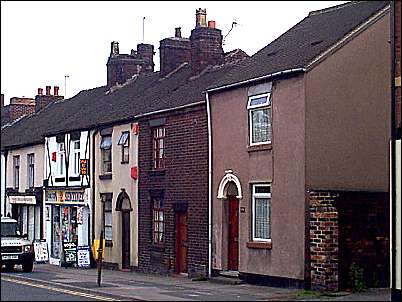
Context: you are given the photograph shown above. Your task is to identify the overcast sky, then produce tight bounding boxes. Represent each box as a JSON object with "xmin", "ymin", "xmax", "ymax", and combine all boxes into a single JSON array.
[{"xmin": 1, "ymin": 1, "xmax": 345, "ymax": 104}]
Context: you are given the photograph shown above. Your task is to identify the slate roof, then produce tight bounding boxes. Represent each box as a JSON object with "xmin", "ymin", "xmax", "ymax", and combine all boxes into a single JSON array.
[
  {"xmin": 0, "ymin": 62, "xmax": 240, "ymax": 150},
  {"xmin": 208, "ymin": 0, "xmax": 389, "ymax": 90}
]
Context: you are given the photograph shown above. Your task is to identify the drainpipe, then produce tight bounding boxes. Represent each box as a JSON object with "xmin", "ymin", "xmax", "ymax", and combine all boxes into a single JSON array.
[
  {"xmin": 206, "ymin": 92, "xmax": 212, "ymax": 278},
  {"xmin": 91, "ymin": 129, "xmax": 99, "ymax": 245}
]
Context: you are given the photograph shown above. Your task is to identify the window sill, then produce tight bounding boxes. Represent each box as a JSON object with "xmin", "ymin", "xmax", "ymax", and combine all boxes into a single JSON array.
[
  {"xmin": 247, "ymin": 143, "xmax": 272, "ymax": 153},
  {"xmin": 121, "ymin": 161, "xmax": 129, "ymax": 165},
  {"xmin": 99, "ymin": 174, "xmax": 112, "ymax": 180},
  {"xmin": 246, "ymin": 241, "xmax": 272, "ymax": 249}
]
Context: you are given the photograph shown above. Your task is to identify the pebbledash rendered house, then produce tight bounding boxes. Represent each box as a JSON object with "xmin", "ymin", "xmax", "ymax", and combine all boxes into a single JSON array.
[{"xmin": 206, "ymin": 1, "xmax": 391, "ymax": 291}]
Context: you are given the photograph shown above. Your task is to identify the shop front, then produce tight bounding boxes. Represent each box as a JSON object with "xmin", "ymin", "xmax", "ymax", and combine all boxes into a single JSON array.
[
  {"xmin": 7, "ymin": 193, "xmax": 42, "ymax": 242},
  {"xmin": 45, "ymin": 189, "xmax": 90, "ymax": 266}
]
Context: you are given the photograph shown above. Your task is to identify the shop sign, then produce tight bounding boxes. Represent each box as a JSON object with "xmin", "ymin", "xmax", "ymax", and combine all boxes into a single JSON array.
[
  {"xmin": 63, "ymin": 241, "xmax": 77, "ymax": 264},
  {"xmin": 80, "ymin": 159, "xmax": 88, "ymax": 175},
  {"xmin": 9, "ymin": 196, "xmax": 36, "ymax": 205},
  {"xmin": 77, "ymin": 245, "xmax": 91, "ymax": 268},
  {"xmin": 33, "ymin": 239, "xmax": 49, "ymax": 263},
  {"xmin": 46, "ymin": 190, "xmax": 85, "ymax": 205}
]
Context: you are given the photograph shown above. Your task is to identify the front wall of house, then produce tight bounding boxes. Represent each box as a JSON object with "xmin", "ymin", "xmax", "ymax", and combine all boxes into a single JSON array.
[
  {"xmin": 211, "ymin": 74, "xmax": 306, "ymax": 281},
  {"xmin": 6, "ymin": 144, "xmax": 44, "ymax": 190},
  {"xmin": 138, "ymin": 104, "xmax": 209, "ymax": 278},
  {"xmin": 94, "ymin": 123, "xmax": 139, "ymax": 269},
  {"xmin": 305, "ymin": 13, "xmax": 391, "ymax": 191}
]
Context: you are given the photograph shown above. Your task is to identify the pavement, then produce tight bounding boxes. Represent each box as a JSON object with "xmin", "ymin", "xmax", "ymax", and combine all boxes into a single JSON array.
[{"xmin": 1, "ymin": 263, "xmax": 391, "ymax": 301}]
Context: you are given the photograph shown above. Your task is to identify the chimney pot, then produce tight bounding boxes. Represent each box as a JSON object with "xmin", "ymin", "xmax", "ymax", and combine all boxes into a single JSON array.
[
  {"xmin": 195, "ymin": 8, "xmax": 207, "ymax": 28},
  {"xmin": 45, "ymin": 86, "xmax": 51, "ymax": 95},
  {"xmin": 38, "ymin": 88, "xmax": 43, "ymax": 95},
  {"xmin": 111, "ymin": 41, "xmax": 119, "ymax": 55},
  {"xmin": 54, "ymin": 86, "xmax": 59, "ymax": 96},
  {"xmin": 208, "ymin": 20, "xmax": 216, "ymax": 29},
  {"xmin": 175, "ymin": 27, "xmax": 182, "ymax": 38}
]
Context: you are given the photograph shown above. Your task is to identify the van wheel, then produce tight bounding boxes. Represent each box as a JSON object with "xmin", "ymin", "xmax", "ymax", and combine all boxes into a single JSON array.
[
  {"xmin": 22, "ymin": 262, "xmax": 33, "ymax": 272},
  {"xmin": 5, "ymin": 264, "xmax": 14, "ymax": 271}
]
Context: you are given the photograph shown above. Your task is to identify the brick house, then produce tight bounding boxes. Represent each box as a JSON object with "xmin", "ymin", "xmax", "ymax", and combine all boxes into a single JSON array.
[{"xmin": 206, "ymin": 1, "xmax": 390, "ymax": 291}]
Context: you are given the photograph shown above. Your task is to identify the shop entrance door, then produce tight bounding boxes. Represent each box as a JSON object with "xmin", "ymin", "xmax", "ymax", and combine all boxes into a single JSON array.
[
  {"xmin": 228, "ymin": 196, "xmax": 239, "ymax": 271},
  {"xmin": 121, "ymin": 211, "xmax": 130, "ymax": 269},
  {"xmin": 175, "ymin": 211, "xmax": 188, "ymax": 273}
]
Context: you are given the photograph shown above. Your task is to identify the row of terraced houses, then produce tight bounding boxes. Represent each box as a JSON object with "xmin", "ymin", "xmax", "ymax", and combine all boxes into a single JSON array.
[{"xmin": 1, "ymin": 1, "xmax": 400, "ymax": 297}]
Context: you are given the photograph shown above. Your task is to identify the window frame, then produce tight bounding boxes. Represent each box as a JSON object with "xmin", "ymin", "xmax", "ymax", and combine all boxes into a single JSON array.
[
  {"xmin": 72, "ymin": 140, "xmax": 80, "ymax": 176},
  {"xmin": 252, "ymin": 183, "xmax": 272, "ymax": 242},
  {"xmin": 27, "ymin": 153, "xmax": 35, "ymax": 188},
  {"xmin": 13, "ymin": 155, "xmax": 20, "ymax": 189},
  {"xmin": 100, "ymin": 135, "xmax": 112, "ymax": 174},
  {"xmin": 102, "ymin": 194, "xmax": 113, "ymax": 244},
  {"xmin": 152, "ymin": 197, "xmax": 164, "ymax": 245},
  {"xmin": 152, "ymin": 127, "xmax": 165, "ymax": 170},
  {"xmin": 57, "ymin": 142, "xmax": 65, "ymax": 176},
  {"xmin": 248, "ymin": 93, "xmax": 272, "ymax": 146},
  {"xmin": 118, "ymin": 131, "xmax": 130, "ymax": 164}
]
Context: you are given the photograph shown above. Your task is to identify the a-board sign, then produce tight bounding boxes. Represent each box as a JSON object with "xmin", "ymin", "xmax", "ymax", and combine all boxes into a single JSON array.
[
  {"xmin": 77, "ymin": 245, "xmax": 91, "ymax": 268},
  {"xmin": 62, "ymin": 241, "xmax": 77, "ymax": 264},
  {"xmin": 33, "ymin": 239, "xmax": 49, "ymax": 263}
]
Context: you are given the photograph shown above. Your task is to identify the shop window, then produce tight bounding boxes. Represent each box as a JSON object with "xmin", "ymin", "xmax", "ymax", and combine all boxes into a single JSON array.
[
  {"xmin": 152, "ymin": 127, "xmax": 165, "ymax": 169},
  {"xmin": 100, "ymin": 135, "xmax": 112, "ymax": 174},
  {"xmin": 13, "ymin": 155, "xmax": 20, "ymax": 189},
  {"xmin": 118, "ymin": 131, "xmax": 130, "ymax": 164},
  {"xmin": 248, "ymin": 93, "xmax": 272, "ymax": 146},
  {"xmin": 152, "ymin": 197, "xmax": 164, "ymax": 244},
  {"xmin": 252, "ymin": 184, "xmax": 271, "ymax": 241},
  {"xmin": 27, "ymin": 153, "xmax": 35, "ymax": 188}
]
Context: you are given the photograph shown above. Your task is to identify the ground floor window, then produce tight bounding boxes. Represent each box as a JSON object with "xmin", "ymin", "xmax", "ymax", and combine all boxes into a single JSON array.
[
  {"xmin": 152, "ymin": 197, "xmax": 164, "ymax": 244},
  {"xmin": 252, "ymin": 184, "xmax": 271, "ymax": 241},
  {"xmin": 11, "ymin": 204, "xmax": 40, "ymax": 241}
]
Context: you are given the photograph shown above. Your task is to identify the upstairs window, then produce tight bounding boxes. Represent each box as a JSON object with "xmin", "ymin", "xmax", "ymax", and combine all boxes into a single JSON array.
[
  {"xmin": 248, "ymin": 93, "xmax": 272, "ymax": 145},
  {"xmin": 101, "ymin": 193, "xmax": 113, "ymax": 243},
  {"xmin": 72, "ymin": 140, "xmax": 80, "ymax": 176},
  {"xmin": 100, "ymin": 135, "xmax": 112, "ymax": 174},
  {"xmin": 13, "ymin": 155, "xmax": 20, "ymax": 189},
  {"xmin": 152, "ymin": 127, "xmax": 165, "ymax": 169},
  {"xmin": 57, "ymin": 142, "xmax": 65, "ymax": 175},
  {"xmin": 118, "ymin": 132, "xmax": 130, "ymax": 164},
  {"xmin": 27, "ymin": 153, "xmax": 35, "ymax": 188},
  {"xmin": 252, "ymin": 184, "xmax": 271, "ymax": 241}
]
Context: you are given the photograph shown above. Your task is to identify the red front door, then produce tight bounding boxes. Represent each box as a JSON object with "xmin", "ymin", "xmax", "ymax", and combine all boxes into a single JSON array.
[
  {"xmin": 175, "ymin": 212, "xmax": 188, "ymax": 273},
  {"xmin": 228, "ymin": 196, "xmax": 239, "ymax": 271}
]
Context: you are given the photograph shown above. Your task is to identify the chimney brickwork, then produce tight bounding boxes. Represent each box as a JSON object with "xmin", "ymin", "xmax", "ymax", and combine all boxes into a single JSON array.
[
  {"xmin": 107, "ymin": 42, "xmax": 155, "ymax": 88},
  {"xmin": 7, "ymin": 97, "xmax": 35, "ymax": 122},
  {"xmin": 35, "ymin": 86, "xmax": 64, "ymax": 112}
]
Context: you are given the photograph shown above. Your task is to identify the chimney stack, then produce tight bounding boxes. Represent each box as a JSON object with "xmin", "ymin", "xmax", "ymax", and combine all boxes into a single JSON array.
[
  {"xmin": 54, "ymin": 86, "xmax": 59, "ymax": 96},
  {"xmin": 35, "ymin": 86, "xmax": 63, "ymax": 112},
  {"xmin": 195, "ymin": 8, "xmax": 207, "ymax": 27},
  {"xmin": 190, "ymin": 8, "xmax": 224, "ymax": 74},
  {"xmin": 45, "ymin": 86, "xmax": 51, "ymax": 96},
  {"xmin": 175, "ymin": 27, "xmax": 182, "ymax": 38},
  {"xmin": 38, "ymin": 88, "xmax": 43, "ymax": 95},
  {"xmin": 111, "ymin": 41, "xmax": 119, "ymax": 55}
]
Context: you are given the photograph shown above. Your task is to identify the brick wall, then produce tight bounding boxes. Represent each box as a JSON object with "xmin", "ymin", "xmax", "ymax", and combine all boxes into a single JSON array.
[
  {"xmin": 309, "ymin": 191, "xmax": 339, "ymax": 291},
  {"xmin": 9, "ymin": 103, "xmax": 35, "ymax": 121},
  {"xmin": 309, "ymin": 191, "xmax": 389, "ymax": 291},
  {"xmin": 138, "ymin": 104, "xmax": 209, "ymax": 278},
  {"xmin": 160, "ymin": 38, "xmax": 191, "ymax": 76}
]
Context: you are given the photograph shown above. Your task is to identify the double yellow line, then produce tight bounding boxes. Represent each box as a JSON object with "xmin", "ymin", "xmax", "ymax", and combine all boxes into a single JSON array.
[{"xmin": 2, "ymin": 276, "xmax": 118, "ymax": 301}]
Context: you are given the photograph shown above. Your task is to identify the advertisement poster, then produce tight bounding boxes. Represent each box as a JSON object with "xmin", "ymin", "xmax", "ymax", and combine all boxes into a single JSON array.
[
  {"xmin": 77, "ymin": 245, "xmax": 91, "ymax": 268},
  {"xmin": 33, "ymin": 239, "xmax": 49, "ymax": 263},
  {"xmin": 62, "ymin": 241, "xmax": 77, "ymax": 264}
]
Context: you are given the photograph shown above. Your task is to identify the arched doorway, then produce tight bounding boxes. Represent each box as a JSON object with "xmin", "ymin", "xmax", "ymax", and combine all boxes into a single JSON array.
[
  {"xmin": 115, "ymin": 190, "xmax": 132, "ymax": 270},
  {"xmin": 217, "ymin": 172, "xmax": 242, "ymax": 271}
]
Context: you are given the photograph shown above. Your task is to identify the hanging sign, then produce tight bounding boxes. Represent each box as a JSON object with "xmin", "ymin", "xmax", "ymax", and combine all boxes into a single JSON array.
[
  {"xmin": 80, "ymin": 159, "xmax": 88, "ymax": 175},
  {"xmin": 77, "ymin": 245, "xmax": 91, "ymax": 268},
  {"xmin": 63, "ymin": 241, "xmax": 77, "ymax": 264},
  {"xmin": 33, "ymin": 239, "xmax": 49, "ymax": 263}
]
